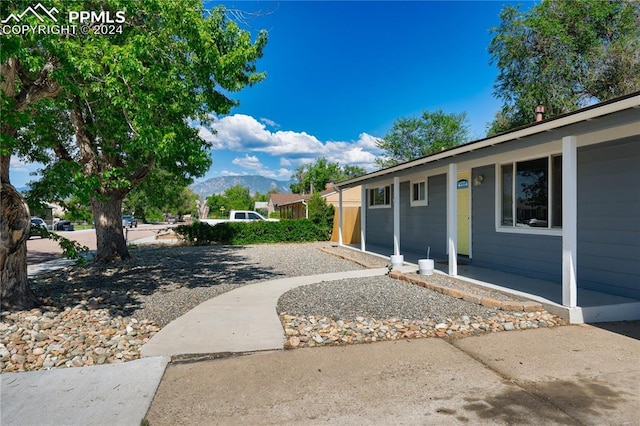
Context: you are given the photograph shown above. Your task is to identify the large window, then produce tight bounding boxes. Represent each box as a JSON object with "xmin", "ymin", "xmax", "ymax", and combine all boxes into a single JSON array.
[
  {"xmin": 500, "ymin": 156, "xmax": 562, "ymax": 229},
  {"xmin": 411, "ymin": 180, "xmax": 427, "ymax": 206},
  {"xmin": 368, "ymin": 185, "xmax": 391, "ymax": 208}
]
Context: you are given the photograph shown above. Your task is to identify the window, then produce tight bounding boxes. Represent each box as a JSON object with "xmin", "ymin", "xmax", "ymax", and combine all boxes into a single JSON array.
[
  {"xmin": 368, "ymin": 185, "xmax": 391, "ymax": 208},
  {"xmin": 500, "ymin": 156, "xmax": 562, "ymax": 230},
  {"xmin": 411, "ymin": 180, "xmax": 427, "ymax": 206}
]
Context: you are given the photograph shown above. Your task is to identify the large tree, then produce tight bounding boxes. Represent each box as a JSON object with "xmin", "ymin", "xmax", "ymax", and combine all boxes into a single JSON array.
[
  {"xmin": 290, "ymin": 158, "xmax": 366, "ymax": 194},
  {"xmin": 1, "ymin": 0, "xmax": 64, "ymax": 309},
  {"xmin": 1, "ymin": 0, "xmax": 267, "ymax": 309},
  {"xmin": 376, "ymin": 110, "xmax": 469, "ymax": 168},
  {"xmin": 488, "ymin": 0, "xmax": 640, "ymax": 134}
]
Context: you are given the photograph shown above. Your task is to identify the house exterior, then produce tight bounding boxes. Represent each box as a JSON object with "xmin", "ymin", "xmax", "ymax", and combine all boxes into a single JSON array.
[
  {"xmin": 334, "ymin": 93, "xmax": 640, "ymax": 324},
  {"xmin": 267, "ymin": 193, "xmax": 310, "ymax": 219}
]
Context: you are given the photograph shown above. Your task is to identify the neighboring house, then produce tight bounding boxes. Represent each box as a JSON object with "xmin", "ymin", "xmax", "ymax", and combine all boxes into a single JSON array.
[
  {"xmin": 267, "ymin": 193, "xmax": 311, "ymax": 219},
  {"xmin": 334, "ymin": 92, "xmax": 640, "ymax": 324},
  {"xmin": 322, "ymin": 184, "xmax": 362, "ymax": 244}
]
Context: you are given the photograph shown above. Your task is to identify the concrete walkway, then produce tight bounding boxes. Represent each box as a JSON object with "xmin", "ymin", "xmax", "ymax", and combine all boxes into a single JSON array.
[{"xmin": 141, "ymin": 267, "xmax": 390, "ymax": 358}]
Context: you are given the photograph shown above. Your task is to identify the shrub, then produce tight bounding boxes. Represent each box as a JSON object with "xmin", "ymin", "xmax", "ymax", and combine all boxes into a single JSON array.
[
  {"xmin": 307, "ymin": 192, "xmax": 334, "ymax": 239},
  {"xmin": 174, "ymin": 219, "xmax": 328, "ymax": 245}
]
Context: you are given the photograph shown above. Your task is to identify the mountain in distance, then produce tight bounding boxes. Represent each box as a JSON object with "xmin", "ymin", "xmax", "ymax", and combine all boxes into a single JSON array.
[{"xmin": 190, "ymin": 175, "xmax": 291, "ymax": 198}]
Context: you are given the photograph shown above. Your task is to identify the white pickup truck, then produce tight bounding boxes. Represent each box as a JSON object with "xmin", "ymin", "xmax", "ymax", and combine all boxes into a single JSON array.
[{"xmin": 200, "ymin": 210, "xmax": 278, "ymax": 226}]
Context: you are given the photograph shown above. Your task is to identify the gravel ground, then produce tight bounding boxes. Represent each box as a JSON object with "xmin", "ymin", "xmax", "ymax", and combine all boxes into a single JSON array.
[
  {"xmin": 277, "ymin": 275, "xmax": 501, "ymax": 322},
  {"xmin": 1, "ymin": 242, "xmax": 565, "ymax": 373}
]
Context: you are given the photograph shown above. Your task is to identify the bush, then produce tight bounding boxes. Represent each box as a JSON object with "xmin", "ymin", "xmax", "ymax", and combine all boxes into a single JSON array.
[
  {"xmin": 307, "ymin": 192, "xmax": 334, "ymax": 239},
  {"xmin": 174, "ymin": 219, "xmax": 329, "ymax": 245}
]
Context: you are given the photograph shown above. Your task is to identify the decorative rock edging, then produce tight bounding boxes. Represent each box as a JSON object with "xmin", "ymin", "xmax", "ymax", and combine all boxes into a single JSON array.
[
  {"xmin": 281, "ymin": 311, "xmax": 565, "ymax": 349},
  {"xmin": 388, "ymin": 270, "xmax": 544, "ymax": 313}
]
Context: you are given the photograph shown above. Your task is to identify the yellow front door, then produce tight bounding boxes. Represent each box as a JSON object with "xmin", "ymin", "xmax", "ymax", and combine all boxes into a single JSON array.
[{"xmin": 457, "ymin": 172, "xmax": 470, "ymax": 256}]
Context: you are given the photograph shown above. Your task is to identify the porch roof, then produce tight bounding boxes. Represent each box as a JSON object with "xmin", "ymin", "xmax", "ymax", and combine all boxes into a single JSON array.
[{"xmin": 335, "ymin": 92, "xmax": 640, "ymax": 189}]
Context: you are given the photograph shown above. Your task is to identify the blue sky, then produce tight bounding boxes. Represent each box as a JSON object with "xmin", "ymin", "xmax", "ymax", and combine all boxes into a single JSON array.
[{"xmin": 10, "ymin": 1, "xmax": 533, "ymax": 188}]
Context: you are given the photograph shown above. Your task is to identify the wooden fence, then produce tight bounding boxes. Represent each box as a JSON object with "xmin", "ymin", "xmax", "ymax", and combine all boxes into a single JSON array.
[{"xmin": 330, "ymin": 207, "xmax": 361, "ymax": 244}]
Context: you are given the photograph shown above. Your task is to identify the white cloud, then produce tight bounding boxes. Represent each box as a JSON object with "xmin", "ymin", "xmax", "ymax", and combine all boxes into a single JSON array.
[
  {"xmin": 260, "ymin": 117, "xmax": 279, "ymax": 128},
  {"xmin": 9, "ymin": 157, "xmax": 33, "ymax": 173},
  {"xmin": 279, "ymin": 157, "xmax": 292, "ymax": 167},
  {"xmin": 219, "ymin": 170, "xmax": 243, "ymax": 176},
  {"xmin": 232, "ymin": 154, "xmax": 263, "ymax": 170},
  {"xmin": 199, "ymin": 114, "xmax": 384, "ymax": 173}
]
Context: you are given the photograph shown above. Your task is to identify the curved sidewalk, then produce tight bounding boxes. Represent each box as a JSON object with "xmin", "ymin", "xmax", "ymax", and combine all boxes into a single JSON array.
[{"xmin": 140, "ymin": 267, "xmax": 390, "ymax": 358}]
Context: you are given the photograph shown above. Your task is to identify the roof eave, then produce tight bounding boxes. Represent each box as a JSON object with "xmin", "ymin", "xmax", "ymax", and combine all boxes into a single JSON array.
[{"xmin": 335, "ymin": 93, "xmax": 640, "ymax": 189}]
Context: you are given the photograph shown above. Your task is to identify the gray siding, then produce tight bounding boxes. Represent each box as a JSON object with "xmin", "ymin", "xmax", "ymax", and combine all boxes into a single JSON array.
[
  {"xmin": 577, "ymin": 137, "xmax": 640, "ymax": 299},
  {"xmin": 471, "ymin": 165, "xmax": 562, "ymax": 283},
  {"xmin": 399, "ymin": 174, "xmax": 447, "ymax": 258},
  {"xmin": 365, "ymin": 189, "xmax": 393, "ymax": 250}
]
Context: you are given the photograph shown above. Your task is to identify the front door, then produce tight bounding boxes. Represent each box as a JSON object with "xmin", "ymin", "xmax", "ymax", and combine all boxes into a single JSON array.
[{"xmin": 457, "ymin": 172, "xmax": 470, "ymax": 256}]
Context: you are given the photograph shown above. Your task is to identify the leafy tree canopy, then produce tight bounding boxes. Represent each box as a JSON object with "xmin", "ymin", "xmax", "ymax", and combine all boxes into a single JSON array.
[
  {"xmin": 206, "ymin": 185, "xmax": 254, "ymax": 216},
  {"xmin": 488, "ymin": 0, "xmax": 640, "ymax": 134},
  {"xmin": 3, "ymin": 0, "xmax": 267, "ymax": 262},
  {"xmin": 376, "ymin": 110, "xmax": 469, "ymax": 168},
  {"xmin": 123, "ymin": 168, "xmax": 197, "ymax": 222}
]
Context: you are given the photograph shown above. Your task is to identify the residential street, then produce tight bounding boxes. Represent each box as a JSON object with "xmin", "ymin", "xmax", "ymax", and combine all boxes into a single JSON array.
[{"xmin": 26, "ymin": 224, "xmax": 169, "ymax": 264}]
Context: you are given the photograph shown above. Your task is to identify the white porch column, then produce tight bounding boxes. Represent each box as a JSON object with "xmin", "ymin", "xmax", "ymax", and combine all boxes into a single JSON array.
[
  {"xmin": 338, "ymin": 188, "xmax": 344, "ymax": 246},
  {"xmin": 562, "ymin": 136, "xmax": 578, "ymax": 307},
  {"xmin": 393, "ymin": 177, "xmax": 400, "ymax": 256},
  {"xmin": 447, "ymin": 163, "xmax": 458, "ymax": 276},
  {"xmin": 360, "ymin": 185, "xmax": 366, "ymax": 252}
]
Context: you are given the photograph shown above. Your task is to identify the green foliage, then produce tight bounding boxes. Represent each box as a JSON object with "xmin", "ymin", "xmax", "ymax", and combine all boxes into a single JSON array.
[
  {"xmin": 124, "ymin": 169, "xmax": 197, "ymax": 222},
  {"xmin": 488, "ymin": 0, "xmax": 640, "ymax": 133},
  {"xmin": 290, "ymin": 158, "xmax": 366, "ymax": 194},
  {"xmin": 307, "ymin": 192, "xmax": 334, "ymax": 239},
  {"xmin": 376, "ymin": 110, "xmax": 469, "ymax": 168},
  {"xmin": 61, "ymin": 195, "xmax": 93, "ymax": 222},
  {"xmin": 206, "ymin": 185, "xmax": 253, "ymax": 217},
  {"xmin": 223, "ymin": 185, "xmax": 254, "ymax": 210},
  {"xmin": 175, "ymin": 220, "xmax": 328, "ymax": 245}
]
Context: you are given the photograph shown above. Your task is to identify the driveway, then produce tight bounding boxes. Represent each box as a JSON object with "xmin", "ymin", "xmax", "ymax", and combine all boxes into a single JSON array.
[{"xmin": 146, "ymin": 323, "xmax": 640, "ymax": 425}]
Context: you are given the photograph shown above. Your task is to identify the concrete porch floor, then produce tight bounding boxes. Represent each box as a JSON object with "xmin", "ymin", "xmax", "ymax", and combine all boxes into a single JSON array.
[{"xmin": 342, "ymin": 244, "xmax": 640, "ymax": 324}]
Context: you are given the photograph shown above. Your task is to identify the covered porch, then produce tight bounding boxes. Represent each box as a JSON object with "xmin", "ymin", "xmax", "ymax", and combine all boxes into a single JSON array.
[{"xmin": 341, "ymin": 243, "xmax": 640, "ymax": 324}]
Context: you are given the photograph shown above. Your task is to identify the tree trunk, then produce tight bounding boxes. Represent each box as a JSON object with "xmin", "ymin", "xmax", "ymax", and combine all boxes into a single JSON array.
[
  {"xmin": 91, "ymin": 195, "xmax": 131, "ymax": 263},
  {"xmin": 0, "ymin": 153, "xmax": 39, "ymax": 310}
]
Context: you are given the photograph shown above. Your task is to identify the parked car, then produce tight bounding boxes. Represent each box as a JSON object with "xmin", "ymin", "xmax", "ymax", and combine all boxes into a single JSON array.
[
  {"xmin": 200, "ymin": 210, "xmax": 279, "ymax": 226},
  {"xmin": 122, "ymin": 215, "xmax": 138, "ymax": 228},
  {"xmin": 29, "ymin": 217, "xmax": 47, "ymax": 239},
  {"xmin": 54, "ymin": 220, "xmax": 75, "ymax": 231}
]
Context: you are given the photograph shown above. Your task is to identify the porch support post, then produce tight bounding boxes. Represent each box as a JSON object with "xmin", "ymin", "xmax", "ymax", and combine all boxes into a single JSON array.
[
  {"xmin": 393, "ymin": 177, "xmax": 401, "ymax": 256},
  {"xmin": 562, "ymin": 136, "xmax": 578, "ymax": 307},
  {"xmin": 447, "ymin": 163, "xmax": 458, "ymax": 276},
  {"xmin": 338, "ymin": 188, "xmax": 343, "ymax": 245},
  {"xmin": 360, "ymin": 185, "xmax": 366, "ymax": 252}
]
